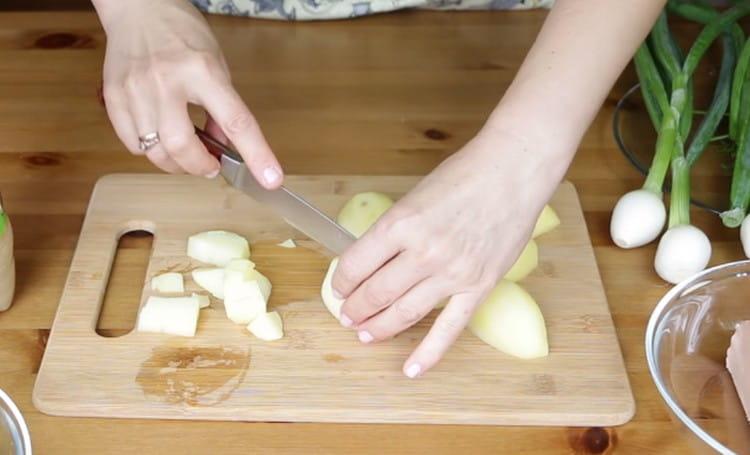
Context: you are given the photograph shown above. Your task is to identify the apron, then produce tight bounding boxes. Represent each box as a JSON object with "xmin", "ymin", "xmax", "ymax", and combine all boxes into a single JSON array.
[{"xmin": 190, "ymin": 0, "xmax": 553, "ymax": 21}]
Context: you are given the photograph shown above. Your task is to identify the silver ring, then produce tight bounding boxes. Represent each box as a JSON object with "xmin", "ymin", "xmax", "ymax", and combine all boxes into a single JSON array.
[{"xmin": 138, "ymin": 132, "xmax": 160, "ymax": 152}]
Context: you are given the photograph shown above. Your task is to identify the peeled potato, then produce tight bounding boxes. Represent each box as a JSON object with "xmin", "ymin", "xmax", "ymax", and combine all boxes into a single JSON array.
[
  {"xmin": 337, "ymin": 192, "xmax": 394, "ymax": 238},
  {"xmin": 224, "ymin": 259, "xmax": 255, "ymax": 287},
  {"xmin": 225, "ymin": 259, "xmax": 270, "ymax": 300},
  {"xmin": 321, "ymin": 191, "xmax": 393, "ymax": 319},
  {"xmin": 223, "ymin": 260, "xmax": 271, "ymax": 324},
  {"xmin": 277, "ymin": 239, "xmax": 296, "ymax": 248},
  {"xmin": 136, "ymin": 296, "xmax": 200, "ymax": 337},
  {"xmin": 150, "ymin": 272, "xmax": 184, "ymax": 293},
  {"xmin": 224, "ymin": 259, "xmax": 257, "ymax": 288},
  {"xmin": 225, "ymin": 258, "xmax": 256, "ymax": 274},
  {"xmin": 192, "ymin": 268, "xmax": 225, "ymax": 299},
  {"xmin": 224, "ymin": 279, "xmax": 267, "ymax": 324},
  {"xmin": 243, "ymin": 269, "xmax": 272, "ymax": 301},
  {"xmin": 247, "ymin": 311, "xmax": 284, "ymax": 341},
  {"xmin": 532, "ymin": 205, "xmax": 560, "ymax": 238},
  {"xmin": 192, "ymin": 293, "xmax": 210, "ymax": 309},
  {"xmin": 321, "ymin": 257, "xmax": 344, "ymax": 321},
  {"xmin": 187, "ymin": 230, "xmax": 250, "ymax": 266},
  {"xmin": 468, "ymin": 280, "xmax": 548, "ymax": 359},
  {"xmin": 504, "ymin": 240, "xmax": 538, "ymax": 282}
]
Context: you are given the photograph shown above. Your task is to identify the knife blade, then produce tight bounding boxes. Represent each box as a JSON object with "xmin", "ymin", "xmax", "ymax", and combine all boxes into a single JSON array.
[{"xmin": 195, "ymin": 127, "xmax": 356, "ymax": 256}]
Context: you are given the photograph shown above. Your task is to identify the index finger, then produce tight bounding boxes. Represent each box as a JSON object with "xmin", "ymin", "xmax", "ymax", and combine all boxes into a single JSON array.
[
  {"xmin": 402, "ymin": 292, "xmax": 478, "ymax": 378},
  {"xmin": 332, "ymin": 223, "xmax": 401, "ymax": 304},
  {"xmin": 197, "ymin": 83, "xmax": 283, "ymax": 189}
]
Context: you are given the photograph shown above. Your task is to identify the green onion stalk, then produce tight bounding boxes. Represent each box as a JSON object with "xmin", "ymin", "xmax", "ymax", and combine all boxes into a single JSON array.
[
  {"xmin": 655, "ymin": 138, "xmax": 712, "ymax": 284},
  {"xmin": 0, "ymin": 208, "xmax": 6, "ymax": 238},
  {"xmin": 651, "ymin": 11, "xmax": 695, "ymax": 139},
  {"xmin": 610, "ymin": 47, "xmax": 679, "ymax": 250},
  {"xmin": 722, "ymin": 69, "xmax": 750, "ymax": 227},
  {"xmin": 634, "ymin": 44, "xmax": 669, "ymax": 130},
  {"xmin": 613, "ymin": 3, "xmax": 749, "ymax": 263},
  {"xmin": 687, "ymin": 33, "xmax": 737, "ymax": 166},
  {"xmin": 653, "ymin": 5, "xmax": 750, "ymax": 282},
  {"xmin": 730, "ymin": 35, "xmax": 750, "ymax": 141}
]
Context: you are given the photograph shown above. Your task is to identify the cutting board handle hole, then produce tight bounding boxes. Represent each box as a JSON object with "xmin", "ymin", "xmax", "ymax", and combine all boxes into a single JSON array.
[{"xmin": 96, "ymin": 229, "xmax": 154, "ymax": 338}]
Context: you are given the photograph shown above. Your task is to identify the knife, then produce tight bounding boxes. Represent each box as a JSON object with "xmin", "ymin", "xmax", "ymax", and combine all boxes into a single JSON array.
[{"xmin": 195, "ymin": 127, "xmax": 356, "ymax": 256}]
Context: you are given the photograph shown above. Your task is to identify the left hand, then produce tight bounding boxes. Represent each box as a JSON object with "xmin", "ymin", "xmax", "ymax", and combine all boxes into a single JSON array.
[{"xmin": 331, "ymin": 125, "xmax": 568, "ymax": 378}]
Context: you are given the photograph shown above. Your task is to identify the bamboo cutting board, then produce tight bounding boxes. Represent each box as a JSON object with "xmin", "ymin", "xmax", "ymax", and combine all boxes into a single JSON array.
[{"xmin": 33, "ymin": 174, "xmax": 634, "ymax": 426}]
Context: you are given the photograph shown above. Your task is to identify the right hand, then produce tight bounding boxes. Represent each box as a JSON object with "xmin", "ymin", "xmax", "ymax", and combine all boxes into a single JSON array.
[{"xmin": 94, "ymin": 0, "xmax": 283, "ymax": 187}]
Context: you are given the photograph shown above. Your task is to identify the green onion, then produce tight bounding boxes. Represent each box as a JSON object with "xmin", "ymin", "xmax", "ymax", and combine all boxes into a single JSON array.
[
  {"xmin": 669, "ymin": 151, "xmax": 691, "ymax": 228},
  {"xmin": 667, "ymin": 0, "xmax": 717, "ymax": 22},
  {"xmin": 687, "ymin": 33, "xmax": 737, "ymax": 166},
  {"xmin": 634, "ymin": 44, "xmax": 670, "ymax": 129},
  {"xmin": 722, "ymin": 65, "xmax": 750, "ymax": 228},
  {"xmin": 654, "ymin": 144, "xmax": 712, "ymax": 285},
  {"xmin": 651, "ymin": 11, "xmax": 694, "ymax": 138},
  {"xmin": 652, "ymin": 12, "xmax": 683, "ymax": 79},
  {"xmin": 731, "ymin": 39, "xmax": 750, "ymax": 141},
  {"xmin": 643, "ymin": 75, "xmax": 687, "ymax": 194},
  {"xmin": 613, "ymin": 3, "xmax": 750, "ymax": 255},
  {"xmin": 683, "ymin": 4, "xmax": 750, "ymax": 78}
]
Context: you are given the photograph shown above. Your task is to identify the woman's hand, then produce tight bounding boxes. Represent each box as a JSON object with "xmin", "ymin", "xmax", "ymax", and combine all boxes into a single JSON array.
[
  {"xmin": 331, "ymin": 124, "xmax": 571, "ymax": 378},
  {"xmin": 330, "ymin": 0, "xmax": 665, "ymax": 378},
  {"xmin": 93, "ymin": 0, "xmax": 282, "ymax": 186}
]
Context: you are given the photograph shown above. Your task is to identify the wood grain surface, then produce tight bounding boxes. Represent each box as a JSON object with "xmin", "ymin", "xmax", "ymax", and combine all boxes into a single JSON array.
[
  {"xmin": 0, "ymin": 9, "xmax": 745, "ymax": 454},
  {"xmin": 33, "ymin": 175, "xmax": 633, "ymax": 426}
]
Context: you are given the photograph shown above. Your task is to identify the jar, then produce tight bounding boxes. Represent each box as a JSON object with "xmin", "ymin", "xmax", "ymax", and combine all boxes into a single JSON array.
[{"xmin": 0, "ymin": 195, "xmax": 14, "ymax": 312}]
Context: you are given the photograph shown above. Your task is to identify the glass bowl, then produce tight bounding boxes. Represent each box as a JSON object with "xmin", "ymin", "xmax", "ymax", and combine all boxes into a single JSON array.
[
  {"xmin": 613, "ymin": 83, "xmax": 735, "ymax": 215},
  {"xmin": 646, "ymin": 260, "xmax": 750, "ymax": 454},
  {"xmin": 0, "ymin": 388, "xmax": 31, "ymax": 455}
]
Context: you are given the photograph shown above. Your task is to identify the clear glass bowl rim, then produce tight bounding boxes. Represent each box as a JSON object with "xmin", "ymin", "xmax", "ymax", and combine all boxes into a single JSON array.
[
  {"xmin": 0, "ymin": 388, "xmax": 31, "ymax": 455},
  {"xmin": 645, "ymin": 259, "xmax": 750, "ymax": 455}
]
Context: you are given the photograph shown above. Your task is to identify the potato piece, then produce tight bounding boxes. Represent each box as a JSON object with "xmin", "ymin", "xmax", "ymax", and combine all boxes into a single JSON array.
[
  {"xmin": 245, "ymin": 269, "xmax": 272, "ymax": 301},
  {"xmin": 224, "ymin": 259, "xmax": 270, "ymax": 301},
  {"xmin": 321, "ymin": 257, "xmax": 344, "ymax": 321},
  {"xmin": 337, "ymin": 192, "xmax": 394, "ymax": 238},
  {"xmin": 223, "ymin": 259, "xmax": 256, "ymax": 286},
  {"xmin": 277, "ymin": 239, "xmax": 296, "ymax": 248},
  {"xmin": 136, "ymin": 296, "xmax": 200, "ymax": 337},
  {"xmin": 192, "ymin": 293, "xmax": 210, "ymax": 309},
  {"xmin": 187, "ymin": 230, "xmax": 250, "ymax": 266},
  {"xmin": 224, "ymin": 279, "xmax": 267, "ymax": 324},
  {"xmin": 504, "ymin": 240, "xmax": 538, "ymax": 282},
  {"xmin": 191, "ymin": 268, "xmax": 225, "ymax": 299},
  {"xmin": 247, "ymin": 311, "xmax": 284, "ymax": 341},
  {"xmin": 468, "ymin": 280, "xmax": 548, "ymax": 359},
  {"xmin": 532, "ymin": 205, "xmax": 560, "ymax": 238},
  {"xmin": 225, "ymin": 258, "xmax": 256, "ymax": 273},
  {"xmin": 223, "ymin": 261, "xmax": 271, "ymax": 324},
  {"xmin": 150, "ymin": 272, "xmax": 184, "ymax": 293}
]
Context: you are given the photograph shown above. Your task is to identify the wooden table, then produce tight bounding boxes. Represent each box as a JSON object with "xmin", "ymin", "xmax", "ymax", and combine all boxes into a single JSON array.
[{"xmin": 0, "ymin": 10, "xmax": 743, "ymax": 454}]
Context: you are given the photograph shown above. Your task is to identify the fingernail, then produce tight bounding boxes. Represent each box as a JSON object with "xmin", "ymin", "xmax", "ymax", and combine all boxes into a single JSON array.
[
  {"xmin": 405, "ymin": 363, "xmax": 422, "ymax": 379},
  {"xmin": 340, "ymin": 314, "xmax": 353, "ymax": 328},
  {"xmin": 263, "ymin": 166, "xmax": 281, "ymax": 185},
  {"xmin": 205, "ymin": 168, "xmax": 220, "ymax": 179},
  {"xmin": 358, "ymin": 331, "xmax": 374, "ymax": 344}
]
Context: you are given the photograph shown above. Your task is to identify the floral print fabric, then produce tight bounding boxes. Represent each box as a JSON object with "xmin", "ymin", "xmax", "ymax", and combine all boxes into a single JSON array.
[{"xmin": 190, "ymin": 0, "xmax": 553, "ymax": 21}]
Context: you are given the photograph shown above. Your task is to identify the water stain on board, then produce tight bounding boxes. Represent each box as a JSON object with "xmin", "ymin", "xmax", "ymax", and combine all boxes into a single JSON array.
[
  {"xmin": 136, "ymin": 346, "xmax": 250, "ymax": 406},
  {"xmin": 323, "ymin": 353, "xmax": 345, "ymax": 363}
]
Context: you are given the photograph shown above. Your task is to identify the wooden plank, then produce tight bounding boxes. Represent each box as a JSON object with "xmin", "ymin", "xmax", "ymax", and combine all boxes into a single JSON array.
[{"xmin": 33, "ymin": 175, "xmax": 633, "ymax": 426}]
